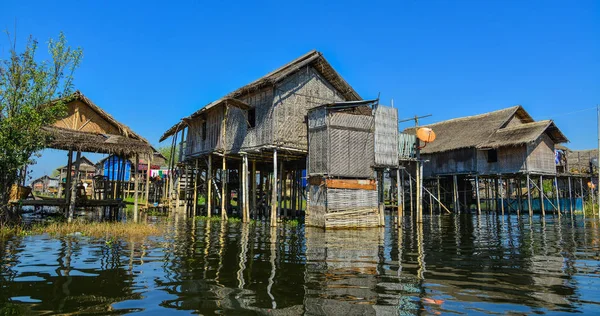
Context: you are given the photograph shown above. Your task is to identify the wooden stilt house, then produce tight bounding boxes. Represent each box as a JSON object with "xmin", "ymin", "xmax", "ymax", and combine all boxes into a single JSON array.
[{"xmin": 160, "ymin": 51, "xmax": 364, "ymax": 224}]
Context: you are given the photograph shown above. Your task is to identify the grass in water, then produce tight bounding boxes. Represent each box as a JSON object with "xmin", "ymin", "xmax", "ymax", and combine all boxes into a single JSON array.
[
  {"xmin": 284, "ymin": 219, "xmax": 300, "ymax": 227},
  {"xmin": 1, "ymin": 221, "xmax": 161, "ymax": 239},
  {"xmin": 195, "ymin": 216, "xmax": 221, "ymax": 222}
]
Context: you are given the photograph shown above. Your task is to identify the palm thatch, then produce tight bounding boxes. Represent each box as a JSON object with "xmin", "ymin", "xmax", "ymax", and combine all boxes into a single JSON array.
[
  {"xmin": 43, "ymin": 91, "xmax": 163, "ymax": 157},
  {"xmin": 406, "ymin": 105, "xmax": 567, "ymax": 154},
  {"xmin": 43, "ymin": 126, "xmax": 155, "ymax": 155},
  {"xmin": 160, "ymin": 50, "xmax": 361, "ymax": 142}
]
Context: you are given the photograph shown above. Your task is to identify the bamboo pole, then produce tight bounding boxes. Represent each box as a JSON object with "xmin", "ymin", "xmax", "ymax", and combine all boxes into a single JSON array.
[
  {"xmin": 437, "ymin": 177, "xmax": 441, "ymax": 213},
  {"xmin": 475, "ymin": 175, "xmax": 481, "ymax": 214},
  {"xmin": 568, "ymin": 176, "xmax": 574, "ymax": 215},
  {"xmin": 221, "ymin": 155, "xmax": 228, "ymax": 220},
  {"xmin": 193, "ymin": 159, "xmax": 199, "ymax": 218},
  {"xmin": 396, "ymin": 169, "xmax": 402, "ymax": 220},
  {"xmin": 242, "ymin": 155, "xmax": 249, "ymax": 222},
  {"xmin": 500, "ymin": 177, "xmax": 505, "ymax": 215},
  {"xmin": 64, "ymin": 150, "xmax": 73, "ymax": 210},
  {"xmin": 401, "ymin": 169, "xmax": 405, "ymax": 213},
  {"xmin": 207, "ymin": 154, "xmax": 212, "ymax": 218},
  {"xmin": 68, "ymin": 151, "xmax": 82, "ymax": 223},
  {"xmin": 271, "ymin": 149, "xmax": 278, "ymax": 227},
  {"xmin": 452, "ymin": 174, "xmax": 458, "ymax": 212},
  {"xmin": 527, "ymin": 173, "xmax": 533, "ymax": 216},
  {"xmin": 539, "ymin": 175, "xmax": 545, "ymax": 217},
  {"xmin": 133, "ymin": 154, "xmax": 140, "ymax": 222},
  {"xmin": 278, "ymin": 159, "xmax": 283, "ymax": 220},
  {"xmin": 145, "ymin": 154, "xmax": 152, "ymax": 209},
  {"xmin": 251, "ymin": 160, "xmax": 256, "ymax": 218}
]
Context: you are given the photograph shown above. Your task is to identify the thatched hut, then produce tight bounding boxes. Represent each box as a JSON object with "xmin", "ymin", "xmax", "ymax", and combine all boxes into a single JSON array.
[
  {"xmin": 159, "ymin": 51, "xmax": 365, "ymax": 225},
  {"xmin": 26, "ymin": 91, "xmax": 163, "ymax": 222}
]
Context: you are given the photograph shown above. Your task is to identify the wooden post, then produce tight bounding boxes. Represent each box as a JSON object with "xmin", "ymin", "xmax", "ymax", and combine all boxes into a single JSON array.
[
  {"xmin": 452, "ymin": 174, "xmax": 458, "ymax": 212},
  {"xmin": 494, "ymin": 178, "xmax": 500, "ymax": 213},
  {"xmin": 68, "ymin": 151, "xmax": 82, "ymax": 223},
  {"xmin": 193, "ymin": 159, "xmax": 199, "ymax": 218},
  {"xmin": 251, "ymin": 160, "xmax": 256, "ymax": 218},
  {"xmin": 133, "ymin": 154, "xmax": 140, "ymax": 222},
  {"xmin": 527, "ymin": 173, "xmax": 533, "ymax": 216},
  {"xmin": 500, "ymin": 177, "xmax": 505, "ymax": 215},
  {"xmin": 484, "ymin": 179, "xmax": 489, "ymax": 211},
  {"xmin": 242, "ymin": 154, "xmax": 249, "ymax": 222},
  {"xmin": 221, "ymin": 155, "xmax": 228, "ymax": 220},
  {"xmin": 539, "ymin": 175, "xmax": 545, "ymax": 217},
  {"xmin": 64, "ymin": 150, "xmax": 74, "ymax": 207},
  {"xmin": 437, "ymin": 177, "xmax": 441, "ymax": 213},
  {"xmin": 396, "ymin": 169, "xmax": 402, "ymax": 220},
  {"xmin": 278, "ymin": 159, "xmax": 283, "ymax": 220},
  {"xmin": 517, "ymin": 177, "xmax": 523, "ymax": 214},
  {"xmin": 580, "ymin": 178, "xmax": 586, "ymax": 216},
  {"xmin": 271, "ymin": 149, "xmax": 278, "ymax": 227},
  {"xmin": 283, "ymin": 170, "xmax": 288, "ymax": 218},
  {"xmin": 409, "ymin": 169, "xmax": 414, "ymax": 215},
  {"xmin": 401, "ymin": 169, "xmax": 406, "ymax": 213},
  {"xmin": 145, "ymin": 154, "xmax": 152, "ymax": 208},
  {"xmin": 291, "ymin": 170, "xmax": 297, "ymax": 217},
  {"xmin": 568, "ymin": 176, "xmax": 573, "ymax": 215},
  {"xmin": 416, "ymin": 160, "xmax": 423, "ymax": 219},
  {"xmin": 554, "ymin": 176, "xmax": 560, "ymax": 215},
  {"xmin": 475, "ymin": 175, "xmax": 481, "ymax": 214},
  {"xmin": 207, "ymin": 154, "xmax": 212, "ymax": 218}
]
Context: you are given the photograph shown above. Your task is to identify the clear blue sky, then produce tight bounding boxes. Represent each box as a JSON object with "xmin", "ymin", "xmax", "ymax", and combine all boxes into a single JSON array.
[{"xmin": 1, "ymin": 0, "xmax": 598, "ymax": 182}]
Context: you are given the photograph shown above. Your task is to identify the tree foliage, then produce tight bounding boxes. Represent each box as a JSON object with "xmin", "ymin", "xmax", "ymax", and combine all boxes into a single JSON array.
[
  {"xmin": 157, "ymin": 146, "xmax": 178, "ymax": 167},
  {"xmin": 0, "ymin": 32, "xmax": 83, "ymax": 208}
]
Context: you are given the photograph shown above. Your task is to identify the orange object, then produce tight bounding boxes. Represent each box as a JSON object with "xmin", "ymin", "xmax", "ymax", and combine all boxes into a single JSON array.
[
  {"xmin": 588, "ymin": 181, "xmax": 596, "ymax": 189},
  {"xmin": 416, "ymin": 127, "xmax": 436, "ymax": 143}
]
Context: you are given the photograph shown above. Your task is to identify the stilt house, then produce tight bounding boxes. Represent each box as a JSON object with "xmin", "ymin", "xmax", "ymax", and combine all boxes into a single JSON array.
[{"xmin": 160, "ymin": 51, "xmax": 364, "ymax": 223}]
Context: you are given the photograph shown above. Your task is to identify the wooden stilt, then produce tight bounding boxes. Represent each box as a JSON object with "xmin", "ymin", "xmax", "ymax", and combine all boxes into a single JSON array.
[
  {"xmin": 271, "ymin": 149, "xmax": 278, "ymax": 227},
  {"xmin": 539, "ymin": 175, "xmax": 545, "ymax": 217},
  {"xmin": 484, "ymin": 179, "xmax": 489, "ymax": 212},
  {"xmin": 475, "ymin": 175, "xmax": 481, "ymax": 214},
  {"xmin": 527, "ymin": 173, "xmax": 533, "ymax": 216},
  {"xmin": 64, "ymin": 150, "xmax": 74, "ymax": 211},
  {"xmin": 517, "ymin": 177, "xmax": 523, "ymax": 214},
  {"xmin": 68, "ymin": 151, "xmax": 82, "ymax": 223},
  {"xmin": 401, "ymin": 169, "xmax": 406, "ymax": 213},
  {"xmin": 283, "ymin": 170, "xmax": 288, "ymax": 218},
  {"xmin": 251, "ymin": 160, "xmax": 256, "ymax": 217},
  {"xmin": 500, "ymin": 177, "xmax": 505, "ymax": 215},
  {"xmin": 278, "ymin": 159, "xmax": 283, "ymax": 220},
  {"xmin": 437, "ymin": 177, "xmax": 441, "ymax": 213},
  {"xmin": 554, "ymin": 176, "xmax": 560, "ymax": 215},
  {"xmin": 221, "ymin": 155, "xmax": 228, "ymax": 220},
  {"xmin": 133, "ymin": 153, "xmax": 140, "ymax": 222},
  {"xmin": 193, "ymin": 159, "xmax": 199, "ymax": 218},
  {"xmin": 494, "ymin": 178, "xmax": 499, "ymax": 213},
  {"xmin": 396, "ymin": 169, "xmax": 402, "ymax": 220},
  {"xmin": 242, "ymin": 155, "xmax": 249, "ymax": 222},
  {"xmin": 145, "ymin": 154, "xmax": 152, "ymax": 208},
  {"xmin": 291, "ymin": 170, "xmax": 297, "ymax": 217},
  {"xmin": 207, "ymin": 154, "xmax": 213, "ymax": 217},
  {"xmin": 568, "ymin": 176, "xmax": 573, "ymax": 215},
  {"xmin": 580, "ymin": 178, "xmax": 586, "ymax": 216},
  {"xmin": 452, "ymin": 174, "xmax": 458, "ymax": 212},
  {"xmin": 409, "ymin": 169, "xmax": 414, "ymax": 215}
]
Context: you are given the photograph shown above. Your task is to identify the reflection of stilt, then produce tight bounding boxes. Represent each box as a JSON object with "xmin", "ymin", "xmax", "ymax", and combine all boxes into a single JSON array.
[
  {"xmin": 215, "ymin": 221, "xmax": 226, "ymax": 287},
  {"xmin": 237, "ymin": 223, "xmax": 249, "ymax": 289},
  {"xmin": 202, "ymin": 220, "xmax": 211, "ymax": 280},
  {"xmin": 417, "ymin": 219, "xmax": 425, "ymax": 280},
  {"xmin": 267, "ymin": 226, "xmax": 277, "ymax": 309}
]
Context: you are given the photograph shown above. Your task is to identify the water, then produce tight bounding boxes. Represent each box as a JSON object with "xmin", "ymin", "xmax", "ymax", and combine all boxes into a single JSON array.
[{"xmin": 1, "ymin": 213, "xmax": 600, "ymax": 315}]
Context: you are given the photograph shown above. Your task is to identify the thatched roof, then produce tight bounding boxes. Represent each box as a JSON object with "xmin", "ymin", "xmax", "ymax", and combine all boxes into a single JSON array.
[
  {"xmin": 406, "ymin": 106, "xmax": 568, "ymax": 154},
  {"xmin": 44, "ymin": 91, "xmax": 164, "ymax": 157},
  {"xmin": 44, "ymin": 126, "xmax": 156, "ymax": 156},
  {"xmin": 160, "ymin": 50, "xmax": 361, "ymax": 142}
]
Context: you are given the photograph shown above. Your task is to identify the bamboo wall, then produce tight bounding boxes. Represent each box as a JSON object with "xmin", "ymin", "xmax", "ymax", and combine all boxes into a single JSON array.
[
  {"xmin": 54, "ymin": 100, "xmax": 121, "ymax": 135},
  {"xmin": 186, "ymin": 107, "xmax": 224, "ymax": 156},
  {"xmin": 307, "ymin": 184, "xmax": 379, "ymax": 229},
  {"xmin": 374, "ymin": 105, "xmax": 399, "ymax": 167},
  {"xmin": 273, "ymin": 66, "xmax": 345, "ymax": 150},
  {"xmin": 476, "ymin": 146, "xmax": 527, "ymax": 175},
  {"xmin": 526, "ymin": 134, "xmax": 556, "ymax": 174}
]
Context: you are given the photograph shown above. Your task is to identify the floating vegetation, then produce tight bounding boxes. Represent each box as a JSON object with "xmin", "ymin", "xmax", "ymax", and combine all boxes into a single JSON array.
[
  {"xmin": 195, "ymin": 216, "xmax": 221, "ymax": 222},
  {"xmin": 1, "ymin": 221, "xmax": 161, "ymax": 239}
]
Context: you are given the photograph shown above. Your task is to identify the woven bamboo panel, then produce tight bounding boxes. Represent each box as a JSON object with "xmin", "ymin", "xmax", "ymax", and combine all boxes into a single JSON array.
[
  {"xmin": 326, "ymin": 188, "xmax": 378, "ymax": 212},
  {"xmin": 398, "ymin": 133, "xmax": 417, "ymax": 159},
  {"xmin": 308, "ymin": 127, "xmax": 328, "ymax": 175},
  {"xmin": 325, "ymin": 208, "xmax": 380, "ymax": 229},
  {"xmin": 374, "ymin": 106, "xmax": 399, "ymax": 166},
  {"xmin": 328, "ymin": 127, "xmax": 374, "ymax": 178}
]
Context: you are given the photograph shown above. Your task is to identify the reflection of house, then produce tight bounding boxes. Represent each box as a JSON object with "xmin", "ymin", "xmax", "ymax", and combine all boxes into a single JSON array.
[
  {"xmin": 56, "ymin": 156, "xmax": 96, "ymax": 197},
  {"xmin": 31, "ymin": 175, "xmax": 59, "ymax": 196}
]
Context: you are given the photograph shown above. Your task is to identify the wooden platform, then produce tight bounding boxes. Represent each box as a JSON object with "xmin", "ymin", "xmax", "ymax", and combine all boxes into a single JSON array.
[{"xmin": 11, "ymin": 198, "xmax": 123, "ymax": 208}]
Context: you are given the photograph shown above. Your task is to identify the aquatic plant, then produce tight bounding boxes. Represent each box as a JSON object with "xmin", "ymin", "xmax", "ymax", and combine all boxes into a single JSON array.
[
  {"xmin": 285, "ymin": 219, "xmax": 300, "ymax": 227},
  {"xmin": 195, "ymin": 215, "xmax": 221, "ymax": 222},
  {"xmin": 227, "ymin": 217, "xmax": 241, "ymax": 224}
]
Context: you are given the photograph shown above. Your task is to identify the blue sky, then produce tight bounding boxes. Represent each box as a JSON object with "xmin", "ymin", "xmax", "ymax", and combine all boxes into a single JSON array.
[{"xmin": 1, "ymin": 0, "xmax": 598, "ymax": 181}]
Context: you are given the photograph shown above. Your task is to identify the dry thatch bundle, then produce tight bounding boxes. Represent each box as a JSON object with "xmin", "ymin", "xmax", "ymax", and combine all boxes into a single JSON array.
[{"xmin": 43, "ymin": 126, "xmax": 154, "ymax": 155}]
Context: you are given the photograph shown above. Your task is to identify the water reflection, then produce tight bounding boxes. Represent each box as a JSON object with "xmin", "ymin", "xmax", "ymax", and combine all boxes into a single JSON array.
[{"xmin": 1, "ymin": 212, "xmax": 600, "ymax": 314}]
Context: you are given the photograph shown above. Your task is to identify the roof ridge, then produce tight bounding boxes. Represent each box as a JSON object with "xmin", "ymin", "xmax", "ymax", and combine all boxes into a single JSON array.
[{"xmin": 422, "ymin": 105, "xmax": 520, "ymax": 127}]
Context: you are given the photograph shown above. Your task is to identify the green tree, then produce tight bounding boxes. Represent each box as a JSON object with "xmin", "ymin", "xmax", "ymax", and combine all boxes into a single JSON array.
[
  {"xmin": 157, "ymin": 146, "xmax": 178, "ymax": 167},
  {"xmin": 0, "ymin": 32, "xmax": 82, "ymax": 217}
]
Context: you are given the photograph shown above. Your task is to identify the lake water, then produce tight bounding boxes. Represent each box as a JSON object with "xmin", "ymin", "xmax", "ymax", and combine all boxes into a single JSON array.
[{"xmin": 1, "ymin": 212, "xmax": 600, "ymax": 315}]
